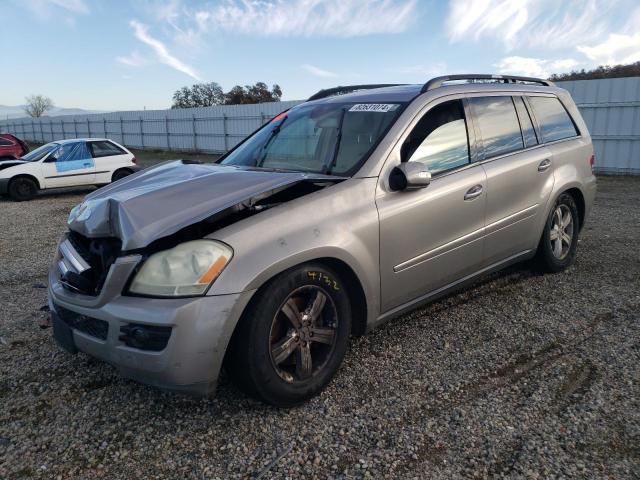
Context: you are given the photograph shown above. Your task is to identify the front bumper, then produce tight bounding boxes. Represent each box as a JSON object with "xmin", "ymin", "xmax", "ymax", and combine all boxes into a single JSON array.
[
  {"xmin": 48, "ymin": 252, "xmax": 255, "ymax": 396},
  {"xmin": 0, "ymin": 178, "xmax": 9, "ymax": 195}
]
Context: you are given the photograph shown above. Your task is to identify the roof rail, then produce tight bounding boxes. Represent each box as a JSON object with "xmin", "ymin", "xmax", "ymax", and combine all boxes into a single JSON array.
[
  {"xmin": 307, "ymin": 84, "xmax": 406, "ymax": 102},
  {"xmin": 421, "ymin": 74, "xmax": 554, "ymax": 93}
]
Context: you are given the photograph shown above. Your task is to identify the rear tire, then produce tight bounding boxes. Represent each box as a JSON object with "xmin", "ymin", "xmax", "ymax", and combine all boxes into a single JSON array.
[
  {"xmin": 534, "ymin": 193, "xmax": 579, "ymax": 272},
  {"xmin": 112, "ymin": 169, "xmax": 132, "ymax": 182},
  {"xmin": 226, "ymin": 263, "xmax": 351, "ymax": 407},
  {"xmin": 8, "ymin": 177, "xmax": 38, "ymax": 201}
]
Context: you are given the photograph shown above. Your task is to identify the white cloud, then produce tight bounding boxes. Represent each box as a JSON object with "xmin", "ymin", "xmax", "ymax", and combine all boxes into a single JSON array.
[
  {"xmin": 447, "ymin": 0, "xmax": 530, "ymax": 47},
  {"xmin": 577, "ymin": 33, "xmax": 640, "ymax": 65},
  {"xmin": 46, "ymin": 0, "xmax": 88, "ymax": 13},
  {"xmin": 116, "ymin": 51, "xmax": 149, "ymax": 68},
  {"xmin": 163, "ymin": 0, "xmax": 418, "ymax": 40},
  {"xmin": 127, "ymin": 20, "xmax": 202, "ymax": 81},
  {"xmin": 446, "ymin": 0, "xmax": 616, "ymax": 50},
  {"xmin": 397, "ymin": 63, "xmax": 448, "ymax": 78},
  {"xmin": 17, "ymin": 0, "xmax": 89, "ymax": 16},
  {"xmin": 495, "ymin": 56, "xmax": 580, "ymax": 78},
  {"xmin": 302, "ymin": 64, "xmax": 338, "ymax": 78}
]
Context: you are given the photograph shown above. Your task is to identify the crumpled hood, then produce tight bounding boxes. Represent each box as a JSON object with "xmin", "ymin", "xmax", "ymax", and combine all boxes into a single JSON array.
[
  {"xmin": 0, "ymin": 159, "xmax": 26, "ymax": 172},
  {"xmin": 67, "ymin": 160, "xmax": 338, "ymax": 251}
]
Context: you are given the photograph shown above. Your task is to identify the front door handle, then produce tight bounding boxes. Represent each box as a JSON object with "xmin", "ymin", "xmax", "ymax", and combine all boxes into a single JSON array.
[
  {"xmin": 464, "ymin": 184, "xmax": 483, "ymax": 201},
  {"xmin": 538, "ymin": 158, "xmax": 552, "ymax": 172}
]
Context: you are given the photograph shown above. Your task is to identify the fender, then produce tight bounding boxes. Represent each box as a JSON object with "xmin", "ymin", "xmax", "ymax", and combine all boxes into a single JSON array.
[{"xmin": 535, "ymin": 180, "xmax": 585, "ymax": 242}]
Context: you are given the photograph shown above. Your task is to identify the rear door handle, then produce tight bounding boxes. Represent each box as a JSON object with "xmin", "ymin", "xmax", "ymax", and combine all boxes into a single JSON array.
[
  {"xmin": 464, "ymin": 184, "xmax": 483, "ymax": 201},
  {"xmin": 538, "ymin": 158, "xmax": 552, "ymax": 172}
]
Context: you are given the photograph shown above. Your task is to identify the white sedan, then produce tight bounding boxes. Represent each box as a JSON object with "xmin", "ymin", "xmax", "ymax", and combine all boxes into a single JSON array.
[{"xmin": 0, "ymin": 138, "xmax": 139, "ymax": 201}]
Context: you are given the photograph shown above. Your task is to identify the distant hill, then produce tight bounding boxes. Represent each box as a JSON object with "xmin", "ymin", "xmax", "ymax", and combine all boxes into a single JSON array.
[{"xmin": 0, "ymin": 105, "xmax": 108, "ymax": 120}]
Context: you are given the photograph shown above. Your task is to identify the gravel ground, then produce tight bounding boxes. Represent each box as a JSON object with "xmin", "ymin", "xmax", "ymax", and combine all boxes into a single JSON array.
[{"xmin": 1, "ymin": 177, "xmax": 639, "ymax": 479}]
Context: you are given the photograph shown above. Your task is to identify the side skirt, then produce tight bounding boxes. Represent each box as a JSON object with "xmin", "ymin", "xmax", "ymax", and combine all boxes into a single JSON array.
[{"xmin": 369, "ymin": 250, "xmax": 535, "ymax": 331}]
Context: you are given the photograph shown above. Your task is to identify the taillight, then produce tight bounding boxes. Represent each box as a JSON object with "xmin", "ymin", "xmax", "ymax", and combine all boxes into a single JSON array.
[
  {"xmin": 131, "ymin": 156, "xmax": 137, "ymax": 165},
  {"xmin": 589, "ymin": 153, "xmax": 595, "ymax": 174}
]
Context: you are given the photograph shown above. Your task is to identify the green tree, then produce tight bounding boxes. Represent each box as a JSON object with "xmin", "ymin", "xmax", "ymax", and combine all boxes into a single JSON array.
[
  {"xmin": 172, "ymin": 82, "xmax": 282, "ymax": 108},
  {"xmin": 171, "ymin": 82, "xmax": 225, "ymax": 108},
  {"xmin": 224, "ymin": 82, "xmax": 282, "ymax": 104},
  {"xmin": 549, "ymin": 62, "xmax": 640, "ymax": 81}
]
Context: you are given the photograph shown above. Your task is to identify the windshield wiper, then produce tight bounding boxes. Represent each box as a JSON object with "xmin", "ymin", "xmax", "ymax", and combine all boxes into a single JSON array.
[
  {"xmin": 256, "ymin": 115, "xmax": 288, "ymax": 167},
  {"xmin": 321, "ymin": 107, "xmax": 346, "ymax": 175}
]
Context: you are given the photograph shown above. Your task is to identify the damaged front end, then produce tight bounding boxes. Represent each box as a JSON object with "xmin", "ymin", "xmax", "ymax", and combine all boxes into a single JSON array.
[{"xmin": 58, "ymin": 160, "xmax": 343, "ymax": 296}]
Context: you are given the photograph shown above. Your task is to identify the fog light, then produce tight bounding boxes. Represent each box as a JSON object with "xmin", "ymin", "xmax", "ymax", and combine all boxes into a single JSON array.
[{"xmin": 119, "ymin": 324, "xmax": 172, "ymax": 351}]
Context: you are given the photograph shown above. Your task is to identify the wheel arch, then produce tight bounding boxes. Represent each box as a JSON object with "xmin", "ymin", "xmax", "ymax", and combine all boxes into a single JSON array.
[
  {"xmin": 112, "ymin": 167, "xmax": 134, "ymax": 182},
  {"xmin": 236, "ymin": 257, "xmax": 370, "ymax": 338},
  {"xmin": 564, "ymin": 187, "xmax": 585, "ymax": 230},
  {"xmin": 9, "ymin": 173, "xmax": 41, "ymax": 190}
]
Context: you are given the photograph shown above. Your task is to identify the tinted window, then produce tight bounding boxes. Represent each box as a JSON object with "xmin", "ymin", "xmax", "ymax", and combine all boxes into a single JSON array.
[
  {"xmin": 470, "ymin": 96, "xmax": 523, "ymax": 159},
  {"xmin": 222, "ymin": 102, "xmax": 403, "ymax": 175},
  {"xmin": 514, "ymin": 97, "xmax": 538, "ymax": 147},
  {"xmin": 21, "ymin": 143, "xmax": 58, "ymax": 162},
  {"xmin": 401, "ymin": 100, "xmax": 470, "ymax": 174},
  {"xmin": 0, "ymin": 138, "xmax": 14, "ymax": 146},
  {"xmin": 528, "ymin": 96, "xmax": 578, "ymax": 142},
  {"xmin": 90, "ymin": 141, "xmax": 125, "ymax": 158},
  {"xmin": 257, "ymin": 113, "xmax": 324, "ymax": 170}
]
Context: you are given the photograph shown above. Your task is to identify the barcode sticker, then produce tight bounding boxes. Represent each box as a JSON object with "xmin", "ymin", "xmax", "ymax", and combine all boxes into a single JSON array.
[{"xmin": 349, "ymin": 104, "xmax": 399, "ymax": 113}]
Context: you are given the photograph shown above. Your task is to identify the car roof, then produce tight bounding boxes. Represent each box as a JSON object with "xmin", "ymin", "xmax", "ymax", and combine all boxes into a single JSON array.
[
  {"xmin": 305, "ymin": 75, "xmax": 560, "ymax": 105},
  {"xmin": 306, "ymin": 84, "xmax": 423, "ymax": 104},
  {"xmin": 54, "ymin": 138, "xmax": 110, "ymax": 144}
]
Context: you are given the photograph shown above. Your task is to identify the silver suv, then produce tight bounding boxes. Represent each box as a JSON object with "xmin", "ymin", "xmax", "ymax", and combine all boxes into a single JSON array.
[{"xmin": 48, "ymin": 74, "xmax": 597, "ymax": 406}]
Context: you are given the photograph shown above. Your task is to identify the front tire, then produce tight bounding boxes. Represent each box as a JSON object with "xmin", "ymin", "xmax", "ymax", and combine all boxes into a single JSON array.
[
  {"xmin": 112, "ymin": 169, "xmax": 132, "ymax": 182},
  {"xmin": 534, "ymin": 193, "xmax": 579, "ymax": 272},
  {"xmin": 8, "ymin": 177, "xmax": 38, "ymax": 201},
  {"xmin": 226, "ymin": 263, "xmax": 351, "ymax": 406}
]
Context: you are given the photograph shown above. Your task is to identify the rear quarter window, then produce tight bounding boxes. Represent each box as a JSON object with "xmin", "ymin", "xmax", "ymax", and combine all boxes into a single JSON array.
[
  {"xmin": 527, "ymin": 96, "xmax": 578, "ymax": 143},
  {"xmin": 0, "ymin": 138, "xmax": 14, "ymax": 146},
  {"xmin": 90, "ymin": 141, "xmax": 126, "ymax": 158}
]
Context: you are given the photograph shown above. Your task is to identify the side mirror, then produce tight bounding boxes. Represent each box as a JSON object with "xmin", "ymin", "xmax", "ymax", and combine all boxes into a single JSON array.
[
  {"xmin": 389, "ymin": 161, "xmax": 431, "ymax": 191},
  {"xmin": 44, "ymin": 155, "xmax": 57, "ymax": 163}
]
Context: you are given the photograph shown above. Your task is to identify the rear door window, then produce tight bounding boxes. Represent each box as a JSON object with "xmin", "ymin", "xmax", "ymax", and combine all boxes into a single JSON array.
[
  {"xmin": 0, "ymin": 138, "xmax": 14, "ymax": 146},
  {"xmin": 90, "ymin": 141, "xmax": 125, "ymax": 158},
  {"xmin": 527, "ymin": 96, "xmax": 578, "ymax": 143},
  {"xmin": 469, "ymin": 96, "xmax": 523, "ymax": 159},
  {"xmin": 514, "ymin": 97, "xmax": 539, "ymax": 148}
]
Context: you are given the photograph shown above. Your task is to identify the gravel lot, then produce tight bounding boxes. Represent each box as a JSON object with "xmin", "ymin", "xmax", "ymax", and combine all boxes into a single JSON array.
[{"xmin": 1, "ymin": 176, "xmax": 638, "ymax": 479}]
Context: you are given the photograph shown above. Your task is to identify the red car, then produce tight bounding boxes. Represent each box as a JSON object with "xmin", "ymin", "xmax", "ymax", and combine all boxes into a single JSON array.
[{"xmin": 0, "ymin": 134, "xmax": 29, "ymax": 160}]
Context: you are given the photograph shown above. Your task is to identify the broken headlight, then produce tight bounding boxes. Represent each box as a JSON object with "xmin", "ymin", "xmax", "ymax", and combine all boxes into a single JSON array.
[{"xmin": 128, "ymin": 240, "xmax": 232, "ymax": 297}]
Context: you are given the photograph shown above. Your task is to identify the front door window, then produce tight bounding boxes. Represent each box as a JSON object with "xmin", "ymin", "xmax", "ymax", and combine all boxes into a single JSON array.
[{"xmin": 401, "ymin": 100, "xmax": 470, "ymax": 174}]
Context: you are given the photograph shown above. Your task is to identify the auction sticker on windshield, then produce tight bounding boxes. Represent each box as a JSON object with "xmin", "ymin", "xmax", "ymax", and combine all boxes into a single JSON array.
[{"xmin": 349, "ymin": 104, "xmax": 399, "ymax": 113}]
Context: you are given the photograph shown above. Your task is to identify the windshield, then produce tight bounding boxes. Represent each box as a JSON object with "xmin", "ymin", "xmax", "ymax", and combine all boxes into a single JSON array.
[
  {"xmin": 221, "ymin": 102, "xmax": 404, "ymax": 175},
  {"xmin": 21, "ymin": 143, "xmax": 58, "ymax": 162}
]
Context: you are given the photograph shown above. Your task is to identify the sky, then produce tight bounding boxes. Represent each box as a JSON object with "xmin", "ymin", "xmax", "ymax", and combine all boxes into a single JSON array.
[{"xmin": 2, "ymin": 0, "xmax": 639, "ymax": 111}]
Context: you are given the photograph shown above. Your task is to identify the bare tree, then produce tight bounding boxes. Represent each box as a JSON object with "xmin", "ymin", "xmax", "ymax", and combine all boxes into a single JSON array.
[{"xmin": 24, "ymin": 95, "xmax": 54, "ymax": 118}]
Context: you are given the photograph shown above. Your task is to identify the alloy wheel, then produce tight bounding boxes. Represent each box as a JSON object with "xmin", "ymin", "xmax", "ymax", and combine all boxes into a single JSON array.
[
  {"xmin": 549, "ymin": 204, "xmax": 574, "ymax": 260},
  {"xmin": 269, "ymin": 286, "xmax": 338, "ymax": 383}
]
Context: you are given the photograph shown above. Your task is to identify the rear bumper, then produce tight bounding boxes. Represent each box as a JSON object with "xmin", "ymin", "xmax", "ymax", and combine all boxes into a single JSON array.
[
  {"xmin": 583, "ymin": 175, "xmax": 597, "ymax": 224},
  {"xmin": 48, "ymin": 254, "xmax": 255, "ymax": 396}
]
